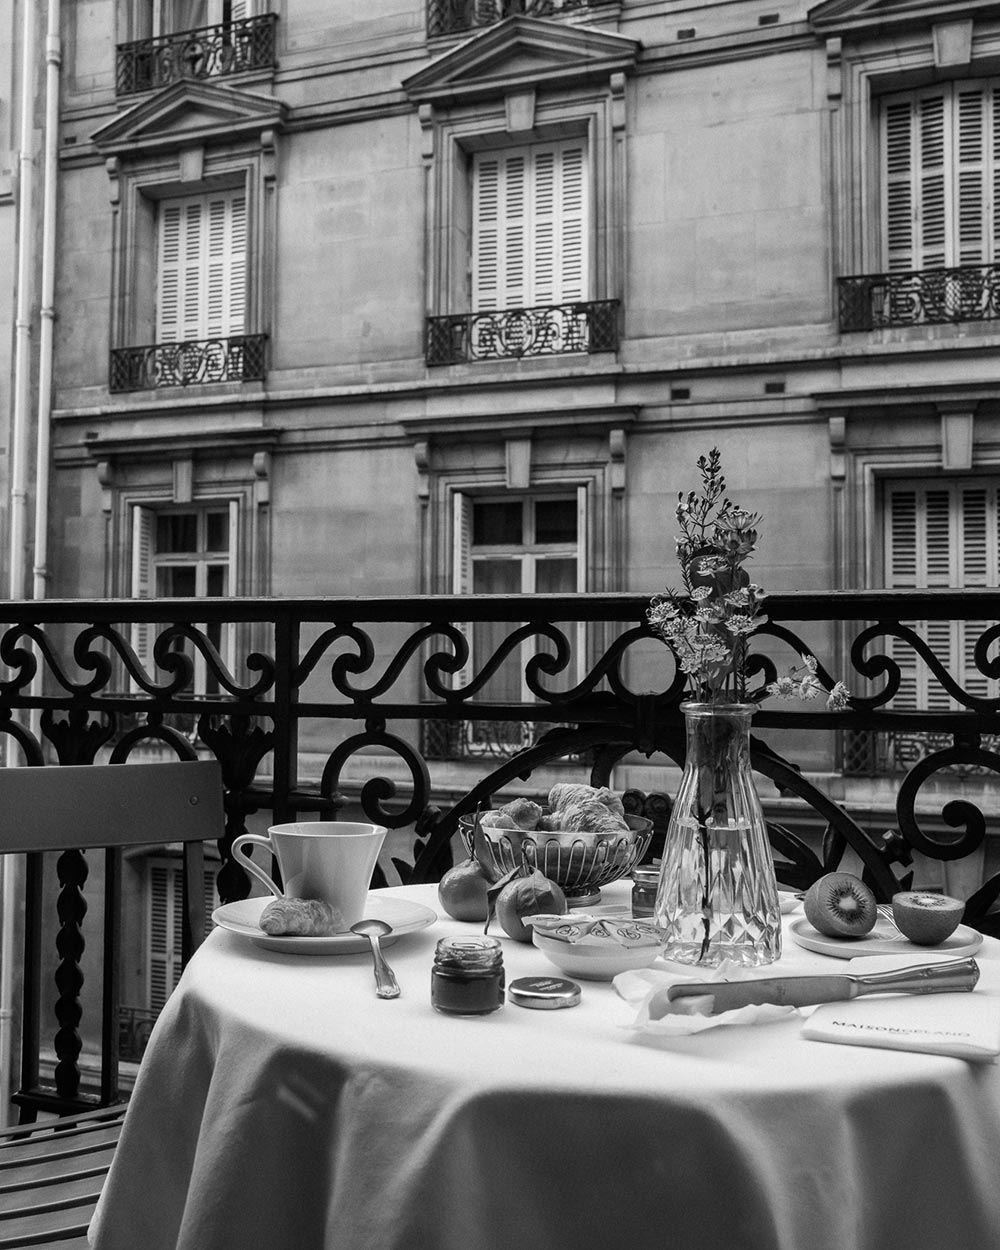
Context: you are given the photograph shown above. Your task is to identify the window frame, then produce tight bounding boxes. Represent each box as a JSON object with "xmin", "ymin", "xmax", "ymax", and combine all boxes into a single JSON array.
[
  {"xmin": 882, "ymin": 474, "xmax": 1000, "ymax": 710},
  {"xmin": 404, "ymin": 20, "xmax": 635, "ymax": 328},
  {"xmin": 820, "ymin": 13, "xmax": 1000, "ymax": 279}
]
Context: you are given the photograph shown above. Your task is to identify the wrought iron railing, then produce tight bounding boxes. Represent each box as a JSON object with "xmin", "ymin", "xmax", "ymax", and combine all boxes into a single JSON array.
[
  {"xmin": 427, "ymin": 0, "xmax": 598, "ymax": 36},
  {"xmin": 838, "ymin": 263, "xmax": 1000, "ymax": 331},
  {"xmin": 426, "ymin": 300, "xmax": 620, "ymax": 365},
  {"xmin": 109, "ymin": 334, "xmax": 267, "ymax": 392},
  {"xmin": 3, "ymin": 589, "xmax": 1000, "ymax": 1113},
  {"xmin": 115, "ymin": 14, "xmax": 278, "ymax": 95}
]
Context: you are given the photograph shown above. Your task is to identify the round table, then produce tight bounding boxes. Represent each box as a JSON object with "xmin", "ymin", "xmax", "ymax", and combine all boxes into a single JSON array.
[{"xmin": 90, "ymin": 881, "xmax": 1000, "ymax": 1250}]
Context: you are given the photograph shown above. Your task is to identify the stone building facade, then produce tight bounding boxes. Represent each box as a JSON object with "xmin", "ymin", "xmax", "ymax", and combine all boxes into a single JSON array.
[{"xmin": 3, "ymin": 0, "xmax": 1000, "ymax": 1034}]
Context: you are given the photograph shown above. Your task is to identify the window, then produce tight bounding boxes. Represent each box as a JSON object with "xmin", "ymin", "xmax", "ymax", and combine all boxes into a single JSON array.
[
  {"xmin": 132, "ymin": 502, "xmax": 239, "ymax": 693},
  {"xmin": 127, "ymin": 0, "xmax": 248, "ymax": 40},
  {"xmin": 472, "ymin": 141, "xmax": 588, "ymax": 312},
  {"xmin": 403, "ymin": 20, "xmax": 637, "ymax": 363},
  {"xmin": 94, "ymin": 84, "xmax": 279, "ymax": 392},
  {"xmin": 157, "ymin": 190, "xmax": 247, "ymax": 345},
  {"xmin": 146, "ymin": 855, "xmax": 218, "ymax": 1013},
  {"xmin": 452, "ymin": 491, "xmax": 585, "ymax": 747},
  {"xmin": 884, "ymin": 478, "xmax": 999, "ymax": 709},
  {"xmin": 882, "ymin": 81, "xmax": 1000, "ymax": 272}
]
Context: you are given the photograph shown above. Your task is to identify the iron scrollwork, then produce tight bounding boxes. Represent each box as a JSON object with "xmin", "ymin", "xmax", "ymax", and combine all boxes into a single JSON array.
[
  {"xmin": 115, "ymin": 14, "xmax": 278, "ymax": 95},
  {"xmin": 426, "ymin": 301, "xmax": 620, "ymax": 365},
  {"xmin": 109, "ymin": 335, "xmax": 268, "ymax": 393},
  {"xmin": 838, "ymin": 263, "xmax": 1000, "ymax": 332}
]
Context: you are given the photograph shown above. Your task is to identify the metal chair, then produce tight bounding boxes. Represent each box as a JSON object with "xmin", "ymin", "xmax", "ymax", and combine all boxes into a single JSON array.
[{"xmin": 0, "ymin": 760, "xmax": 224, "ymax": 1248}]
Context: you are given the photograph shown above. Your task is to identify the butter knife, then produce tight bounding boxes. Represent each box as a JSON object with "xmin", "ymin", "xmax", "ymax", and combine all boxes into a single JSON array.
[{"xmin": 666, "ymin": 956, "xmax": 980, "ymax": 1015}]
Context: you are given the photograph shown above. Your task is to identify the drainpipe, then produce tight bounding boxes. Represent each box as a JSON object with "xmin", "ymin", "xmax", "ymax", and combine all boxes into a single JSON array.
[
  {"xmin": 1, "ymin": 0, "xmax": 38, "ymax": 1127},
  {"xmin": 33, "ymin": 0, "xmax": 60, "ymax": 605}
]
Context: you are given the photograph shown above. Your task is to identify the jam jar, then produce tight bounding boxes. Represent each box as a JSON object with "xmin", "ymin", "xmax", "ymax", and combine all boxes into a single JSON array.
[
  {"xmin": 431, "ymin": 935, "xmax": 505, "ymax": 1016},
  {"xmin": 631, "ymin": 864, "xmax": 660, "ymax": 918}
]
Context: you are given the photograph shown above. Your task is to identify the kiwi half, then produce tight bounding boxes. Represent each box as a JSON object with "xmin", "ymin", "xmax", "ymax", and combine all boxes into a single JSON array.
[
  {"xmin": 891, "ymin": 891, "xmax": 964, "ymax": 945},
  {"xmin": 803, "ymin": 872, "xmax": 877, "ymax": 939}
]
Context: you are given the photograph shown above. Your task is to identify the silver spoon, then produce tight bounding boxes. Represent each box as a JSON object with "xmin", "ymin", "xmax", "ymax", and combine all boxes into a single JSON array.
[{"xmin": 350, "ymin": 920, "xmax": 401, "ymax": 999}]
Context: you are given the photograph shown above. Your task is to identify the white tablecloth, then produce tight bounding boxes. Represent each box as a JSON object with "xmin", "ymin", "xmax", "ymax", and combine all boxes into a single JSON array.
[{"xmin": 90, "ymin": 883, "xmax": 1000, "ymax": 1250}]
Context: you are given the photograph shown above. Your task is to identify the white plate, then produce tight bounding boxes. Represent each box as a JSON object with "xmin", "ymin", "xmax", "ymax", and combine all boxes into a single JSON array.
[
  {"xmin": 789, "ymin": 914, "xmax": 983, "ymax": 960},
  {"xmin": 212, "ymin": 893, "xmax": 437, "ymax": 955}
]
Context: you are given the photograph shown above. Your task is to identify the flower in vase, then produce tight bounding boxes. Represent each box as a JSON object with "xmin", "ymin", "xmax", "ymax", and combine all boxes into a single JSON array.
[{"xmin": 648, "ymin": 448, "xmax": 850, "ymax": 711}]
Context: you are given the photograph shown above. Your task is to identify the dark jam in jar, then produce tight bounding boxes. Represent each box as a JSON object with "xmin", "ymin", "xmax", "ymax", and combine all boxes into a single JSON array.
[
  {"xmin": 431, "ymin": 936, "xmax": 505, "ymax": 1016},
  {"xmin": 631, "ymin": 864, "xmax": 660, "ymax": 918}
]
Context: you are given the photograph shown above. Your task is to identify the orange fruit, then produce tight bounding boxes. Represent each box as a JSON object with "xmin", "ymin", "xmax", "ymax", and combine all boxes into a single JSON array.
[
  {"xmin": 494, "ymin": 870, "xmax": 567, "ymax": 942},
  {"xmin": 437, "ymin": 858, "xmax": 492, "ymax": 922}
]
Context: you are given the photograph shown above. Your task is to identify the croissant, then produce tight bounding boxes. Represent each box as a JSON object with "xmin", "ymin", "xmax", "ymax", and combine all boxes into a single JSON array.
[
  {"xmin": 548, "ymin": 783, "xmax": 627, "ymax": 823},
  {"xmin": 259, "ymin": 897, "xmax": 346, "ymax": 936},
  {"xmin": 546, "ymin": 798, "xmax": 629, "ymax": 833},
  {"xmin": 498, "ymin": 798, "xmax": 543, "ymax": 830}
]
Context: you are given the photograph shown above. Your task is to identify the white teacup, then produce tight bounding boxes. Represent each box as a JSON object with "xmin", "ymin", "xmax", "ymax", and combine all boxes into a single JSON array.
[{"xmin": 231, "ymin": 822, "xmax": 387, "ymax": 931}]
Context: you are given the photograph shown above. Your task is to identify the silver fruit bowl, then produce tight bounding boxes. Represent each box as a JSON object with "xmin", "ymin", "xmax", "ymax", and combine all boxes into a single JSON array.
[{"xmin": 458, "ymin": 813, "xmax": 653, "ymax": 907}]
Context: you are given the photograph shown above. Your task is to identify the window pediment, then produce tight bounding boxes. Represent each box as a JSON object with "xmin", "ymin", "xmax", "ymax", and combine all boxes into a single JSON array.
[
  {"xmin": 92, "ymin": 80, "xmax": 285, "ymax": 159},
  {"xmin": 402, "ymin": 16, "xmax": 639, "ymax": 106},
  {"xmin": 810, "ymin": 0, "xmax": 1000, "ymax": 36}
]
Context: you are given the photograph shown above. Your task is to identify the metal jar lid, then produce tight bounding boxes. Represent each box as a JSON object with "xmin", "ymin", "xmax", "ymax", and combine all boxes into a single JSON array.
[{"xmin": 508, "ymin": 976, "xmax": 581, "ymax": 1009}]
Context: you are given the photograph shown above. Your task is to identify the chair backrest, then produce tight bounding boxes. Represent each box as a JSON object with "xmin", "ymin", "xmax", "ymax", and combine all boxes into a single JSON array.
[{"xmin": 0, "ymin": 760, "xmax": 224, "ymax": 1123}]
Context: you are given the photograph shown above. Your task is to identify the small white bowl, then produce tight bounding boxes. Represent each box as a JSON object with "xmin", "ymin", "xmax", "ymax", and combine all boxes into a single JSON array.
[{"xmin": 532, "ymin": 930, "xmax": 662, "ymax": 981}]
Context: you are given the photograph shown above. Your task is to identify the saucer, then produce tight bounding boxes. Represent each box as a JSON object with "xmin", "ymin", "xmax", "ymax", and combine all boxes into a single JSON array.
[
  {"xmin": 212, "ymin": 893, "xmax": 437, "ymax": 955},
  {"xmin": 788, "ymin": 914, "xmax": 983, "ymax": 960}
]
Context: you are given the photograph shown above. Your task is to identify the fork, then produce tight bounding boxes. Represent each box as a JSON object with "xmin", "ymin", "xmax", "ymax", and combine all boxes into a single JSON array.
[{"xmin": 876, "ymin": 903, "xmax": 905, "ymax": 936}]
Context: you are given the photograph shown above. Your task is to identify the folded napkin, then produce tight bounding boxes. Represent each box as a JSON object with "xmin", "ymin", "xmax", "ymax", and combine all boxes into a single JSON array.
[
  {"xmin": 801, "ymin": 954, "xmax": 1000, "ymax": 1062},
  {"xmin": 614, "ymin": 962, "xmax": 797, "ymax": 1036}
]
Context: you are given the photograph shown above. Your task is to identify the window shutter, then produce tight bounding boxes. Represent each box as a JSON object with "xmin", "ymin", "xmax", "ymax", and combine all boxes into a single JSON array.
[
  {"xmin": 158, "ymin": 191, "xmax": 246, "ymax": 342},
  {"xmin": 917, "ymin": 92, "xmax": 948, "ymax": 269},
  {"xmin": 157, "ymin": 203, "xmax": 182, "ymax": 342},
  {"xmin": 956, "ymin": 486, "xmax": 994, "ymax": 702},
  {"xmin": 131, "ymin": 505, "xmax": 155, "ymax": 681},
  {"xmin": 452, "ymin": 491, "xmax": 473, "ymax": 689},
  {"xmin": 884, "ymin": 83, "xmax": 1000, "ymax": 271},
  {"xmin": 886, "ymin": 481, "xmax": 1000, "ymax": 711},
  {"xmin": 884, "ymin": 100, "xmax": 915, "ymax": 271},
  {"xmin": 537, "ymin": 143, "xmax": 586, "ymax": 303},
  {"xmin": 473, "ymin": 142, "xmax": 588, "ymax": 311},
  {"xmin": 956, "ymin": 87, "xmax": 989, "ymax": 265},
  {"xmin": 147, "ymin": 861, "xmax": 182, "ymax": 1013}
]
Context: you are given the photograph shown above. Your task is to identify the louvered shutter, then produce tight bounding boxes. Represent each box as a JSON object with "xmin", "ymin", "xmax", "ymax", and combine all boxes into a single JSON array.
[
  {"xmin": 957, "ymin": 87, "xmax": 989, "ymax": 265},
  {"xmin": 131, "ymin": 505, "xmax": 155, "ymax": 683},
  {"xmin": 886, "ymin": 481, "xmax": 1000, "ymax": 710},
  {"xmin": 157, "ymin": 191, "xmax": 246, "ymax": 343},
  {"xmin": 472, "ymin": 141, "xmax": 588, "ymax": 311},
  {"xmin": 884, "ymin": 83, "xmax": 1000, "ymax": 271},
  {"xmin": 452, "ymin": 492, "xmax": 473, "ymax": 689},
  {"xmin": 147, "ymin": 861, "xmax": 182, "ymax": 1013}
]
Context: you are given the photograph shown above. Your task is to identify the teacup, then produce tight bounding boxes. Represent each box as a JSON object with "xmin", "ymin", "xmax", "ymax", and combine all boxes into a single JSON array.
[{"xmin": 231, "ymin": 822, "xmax": 387, "ymax": 931}]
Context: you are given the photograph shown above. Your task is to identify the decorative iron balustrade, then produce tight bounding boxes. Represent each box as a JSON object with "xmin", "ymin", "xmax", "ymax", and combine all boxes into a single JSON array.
[
  {"xmin": 109, "ymin": 334, "xmax": 267, "ymax": 392},
  {"xmin": 426, "ymin": 300, "xmax": 619, "ymax": 365},
  {"xmin": 427, "ymin": 0, "xmax": 595, "ymax": 36},
  {"xmin": 838, "ymin": 263, "xmax": 1000, "ymax": 332},
  {"xmin": 116, "ymin": 14, "xmax": 278, "ymax": 95},
  {"xmin": 3, "ymin": 589, "xmax": 1000, "ymax": 1114}
]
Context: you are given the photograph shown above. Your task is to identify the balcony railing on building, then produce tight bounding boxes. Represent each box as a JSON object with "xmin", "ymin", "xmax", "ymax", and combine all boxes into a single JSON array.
[
  {"xmin": 428, "ymin": 0, "xmax": 598, "ymax": 36},
  {"xmin": 115, "ymin": 14, "xmax": 278, "ymax": 95},
  {"xmin": 109, "ymin": 335, "xmax": 268, "ymax": 392},
  {"xmin": 838, "ymin": 263, "xmax": 1000, "ymax": 332},
  {"xmin": 426, "ymin": 300, "xmax": 620, "ymax": 365},
  {"xmin": 4, "ymin": 590, "xmax": 1000, "ymax": 1115}
]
